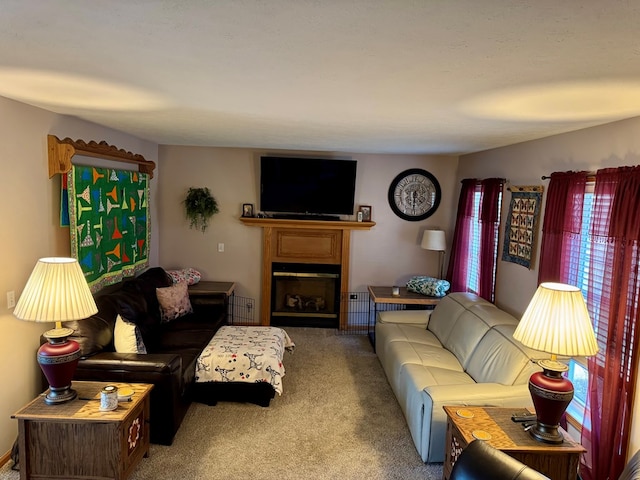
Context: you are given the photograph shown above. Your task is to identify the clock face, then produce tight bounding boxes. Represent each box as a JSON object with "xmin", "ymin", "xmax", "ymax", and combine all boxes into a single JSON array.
[{"xmin": 388, "ymin": 168, "xmax": 441, "ymax": 221}]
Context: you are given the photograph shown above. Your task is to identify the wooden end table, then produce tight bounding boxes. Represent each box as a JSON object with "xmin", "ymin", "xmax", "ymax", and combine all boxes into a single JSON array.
[
  {"xmin": 443, "ymin": 406, "xmax": 585, "ymax": 480},
  {"xmin": 367, "ymin": 285, "xmax": 441, "ymax": 346},
  {"xmin": 13, "ymin": 381, "xmax": 153, "ymax": 480},
  {"xmin": 189, "ymin": 281, "xmax": 236, "ymax": 322}
]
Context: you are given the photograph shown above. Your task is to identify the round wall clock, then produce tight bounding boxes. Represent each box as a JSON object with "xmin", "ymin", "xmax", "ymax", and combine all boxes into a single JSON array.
[{"xmin": 388, "ymin": 168, "xmax": 441, "ymax": 221}]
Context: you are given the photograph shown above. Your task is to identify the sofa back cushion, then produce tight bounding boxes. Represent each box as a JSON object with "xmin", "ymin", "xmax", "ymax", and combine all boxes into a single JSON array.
[
  {"xmin": 66, "ymin": 293, "xmax": 118, "ymax": 358},
  {"xmin": 465, "ymin": 325, "xmax": 533, "ymax": 385},
  {"xmin": 428, "ymin": 293, "xmax": 491, "ymax": 345}
]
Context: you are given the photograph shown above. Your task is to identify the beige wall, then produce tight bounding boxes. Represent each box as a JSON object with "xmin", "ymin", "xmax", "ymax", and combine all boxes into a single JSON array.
[
  {"xmin": 0, "ymin": 96, "xmax": 158, "ymax": 455},
  {"xmin": 157, "ymin": 146, "xmax": 459, "ymax": 305},
  {"xmin": 457, "ymin": 115, "xmax": 640, "ymax": 458}
]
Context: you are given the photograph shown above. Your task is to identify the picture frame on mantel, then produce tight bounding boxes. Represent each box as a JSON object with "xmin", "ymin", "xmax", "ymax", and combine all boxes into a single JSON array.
[
  {"xmin": 358, "ymin": 205, "xmax": 372, "ymax": 222},
  {"xmin": 242, "ymin": 203, "xmax": 254, "ymax": 218}
]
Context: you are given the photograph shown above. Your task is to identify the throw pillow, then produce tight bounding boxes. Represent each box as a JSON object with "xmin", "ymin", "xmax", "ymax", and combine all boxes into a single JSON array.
[
  {"xmin": 166, "ymin": 268, "xmax": 202, "ymax": 285},
  {"xmin": 114, "ymin": 314, "xmax": 147, "ymax": 354},
  {"xmin": 156, "ymin": 281, "xmax": 193, "ymax": 322},
  {"xmin": 406, "ymin": 276, "xmax": 450, "ymax": 297}
]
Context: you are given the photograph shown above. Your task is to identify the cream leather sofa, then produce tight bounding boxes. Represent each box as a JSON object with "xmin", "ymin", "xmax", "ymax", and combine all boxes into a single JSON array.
[{"xmin": 375, "ymin": 292, "xmax": 544, "ymax": 463}]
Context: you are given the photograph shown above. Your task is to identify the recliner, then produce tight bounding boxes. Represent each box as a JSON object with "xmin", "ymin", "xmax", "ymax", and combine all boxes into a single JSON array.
[
  {"xmin": 451, "ymin": 440, "xmax": 640, "ymax": 480},
  {"xmin": 449, "ymin": 440, "xmax": 548, "ymax": 480}
]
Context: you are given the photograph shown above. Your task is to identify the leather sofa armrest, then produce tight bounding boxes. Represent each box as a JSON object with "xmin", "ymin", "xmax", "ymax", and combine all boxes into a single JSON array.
[
  {"xmin": 451, "ymin": 440, "xmax": 549, "ymax": 480},
  {"xmin": 77, "ymin": 352, "xmax": 182, "ymax": 375},
  {"xmin": 424, "ymin": 382, "xmax": 533, "ymax": 405},
  {"xmin": 377, "ymin": 309, "xmax": 431, "ymax": 326}
]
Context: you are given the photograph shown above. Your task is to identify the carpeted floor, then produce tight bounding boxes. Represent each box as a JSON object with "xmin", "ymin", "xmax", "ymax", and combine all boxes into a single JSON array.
[{"xmin": 0, "ymin": 327, "xmax": 443, "ymax": 480}]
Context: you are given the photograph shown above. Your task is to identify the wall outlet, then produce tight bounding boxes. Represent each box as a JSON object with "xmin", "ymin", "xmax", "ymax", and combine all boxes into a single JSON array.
[
  {"xmin": 7, "ymin": 290, "xmax": 15, "ymax": 309},
  {"xmin": 217, "ymin": 243, "xmax": 224, "ymax": 252}
]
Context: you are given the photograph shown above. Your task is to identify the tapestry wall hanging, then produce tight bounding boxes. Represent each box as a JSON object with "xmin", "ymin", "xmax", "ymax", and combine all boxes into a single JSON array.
[
  {"xmin": 66, "ymin": 165, "xmax": 150, "ymax": 291},
  {"xmin": 501, "ymin": 185, "xmax": 543, "ymax": 269}
]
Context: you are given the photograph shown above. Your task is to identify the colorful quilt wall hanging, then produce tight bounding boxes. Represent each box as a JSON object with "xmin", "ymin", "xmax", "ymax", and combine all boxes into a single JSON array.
[
  {"xmin": 66, "ymin": 165, "xmax": 150, "ymax": 291},
  {"xmin": 501, "ymin": 185, "xmax": 543, "ymax": 270}
]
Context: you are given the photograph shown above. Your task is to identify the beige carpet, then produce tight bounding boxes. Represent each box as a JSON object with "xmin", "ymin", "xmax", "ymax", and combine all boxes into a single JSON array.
[{"xmin": 0, "ymin": 327, "xmax": 443, "ymax": 480}]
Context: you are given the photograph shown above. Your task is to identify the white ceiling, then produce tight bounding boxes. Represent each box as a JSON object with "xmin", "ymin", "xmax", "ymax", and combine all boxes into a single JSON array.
[{"xmin": 2, "ymin": 0, "xmax": 640, "ymax": 155}]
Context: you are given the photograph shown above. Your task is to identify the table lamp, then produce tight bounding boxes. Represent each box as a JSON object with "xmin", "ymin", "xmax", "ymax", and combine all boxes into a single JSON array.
[
  {"xmin": 13, "ymin": 257, "xmax": 98, "ymax": 404},
  {"xmin": 513, "ymin": 282, "xmax": 598, "ymax": 444},
  {"xmin": 421, "ymin": 230, "xmax": 446, "ymax": 279}
]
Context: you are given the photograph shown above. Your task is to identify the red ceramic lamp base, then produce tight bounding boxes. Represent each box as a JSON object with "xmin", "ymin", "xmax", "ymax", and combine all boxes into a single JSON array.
[
  {"xmin": 528, "ymin": 359, "xmax": 573, "ymax": 444},
  {"xmin": 38, "ymin": 327, "xmax": 81, "ymax": 405}
]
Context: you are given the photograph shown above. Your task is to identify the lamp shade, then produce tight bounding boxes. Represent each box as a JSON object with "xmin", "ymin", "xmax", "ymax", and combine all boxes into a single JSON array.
[
  {"xmin": 14, "ymin": 257, "xmax": 97, "ymax": 323},
  {"xmin": 513, "ymin": 282, "xmax": 598, "ymax": 357},
  {"xmin": 421, "ymin": 230, "xmax": 446, "ymax": 251}
]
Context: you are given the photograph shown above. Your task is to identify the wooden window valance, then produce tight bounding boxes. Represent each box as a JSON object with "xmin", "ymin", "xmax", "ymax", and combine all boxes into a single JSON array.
[{"xmin": 47, "ymin": 135, "xmax": 156, "ymax": 178}]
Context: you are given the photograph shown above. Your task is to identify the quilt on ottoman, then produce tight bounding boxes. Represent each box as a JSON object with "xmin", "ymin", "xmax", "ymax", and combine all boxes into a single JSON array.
[{"xmin": 195, "ymin": 326, "xmax": 295, "ymax": 395}]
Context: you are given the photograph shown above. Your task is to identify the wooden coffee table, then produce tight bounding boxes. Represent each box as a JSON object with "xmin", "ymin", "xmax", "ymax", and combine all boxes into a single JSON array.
[
  {"xmin": 13, "ymin": 381, "xmax": 152, "ymax": 480},
  {"xmin": 443, "ymin": 406, "xmax": 585, "ymax": 480}
]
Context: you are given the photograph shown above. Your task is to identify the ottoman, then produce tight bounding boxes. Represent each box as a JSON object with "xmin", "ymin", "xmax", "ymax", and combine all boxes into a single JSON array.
[{"xmin": 192, "ymin": 326, "xmax": 295, "ymax": 407}]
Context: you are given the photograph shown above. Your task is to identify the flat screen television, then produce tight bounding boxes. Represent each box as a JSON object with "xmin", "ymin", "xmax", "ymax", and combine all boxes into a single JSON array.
[{"xmin": 260, "ymin": 156, "xmax": 357, "ymax": 218}]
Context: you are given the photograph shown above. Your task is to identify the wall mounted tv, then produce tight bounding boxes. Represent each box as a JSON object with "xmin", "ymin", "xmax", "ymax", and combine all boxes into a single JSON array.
[{"xmin": 260, "ymin": 156, "xmax": 357, "ymax": 219}]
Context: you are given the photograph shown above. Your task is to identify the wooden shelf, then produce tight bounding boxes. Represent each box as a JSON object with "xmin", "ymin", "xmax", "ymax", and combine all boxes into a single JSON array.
[
  {"xmin": 240, "ymin": 217, "xmax": 375, "ymax": 230},
  {"xmin": 48, "ymin": 134, "xmax": 156, "ymax": 178}
]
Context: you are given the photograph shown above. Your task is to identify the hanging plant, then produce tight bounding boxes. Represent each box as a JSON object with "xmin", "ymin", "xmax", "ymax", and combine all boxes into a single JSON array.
[{"xmin": 184, "ymin": 187, "xmax": 219, "ymax": 233}]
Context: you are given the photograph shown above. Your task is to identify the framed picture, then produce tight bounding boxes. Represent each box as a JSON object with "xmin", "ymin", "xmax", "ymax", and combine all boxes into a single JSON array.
[
  {"xmin": 242, "ymin": 203, "xmax": 254, "ymax": 217},
  {"xmin": 358, "ymin": 205, "xmax": 372, "ymax": 222}
]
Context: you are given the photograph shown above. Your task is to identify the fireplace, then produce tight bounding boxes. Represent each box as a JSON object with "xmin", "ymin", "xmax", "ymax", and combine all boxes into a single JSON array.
[{"xmin": 271, "ymin": 263, "xmax": 340, "ymax": 328}]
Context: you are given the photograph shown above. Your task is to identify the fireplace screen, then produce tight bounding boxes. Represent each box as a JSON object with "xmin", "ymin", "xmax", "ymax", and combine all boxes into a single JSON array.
[{"xmin": 271, "ymin": 266, "xmax": 340, "ymax": 327}]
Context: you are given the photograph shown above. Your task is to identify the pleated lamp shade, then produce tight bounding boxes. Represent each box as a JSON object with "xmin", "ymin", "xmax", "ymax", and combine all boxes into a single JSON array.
[
  {"xmin": 14, "ymin": 257, "xmax": 97, "ymax": 324},
  {"xmin": 513, "ymin": 282, "xmax": 598, "ymax": 357}
]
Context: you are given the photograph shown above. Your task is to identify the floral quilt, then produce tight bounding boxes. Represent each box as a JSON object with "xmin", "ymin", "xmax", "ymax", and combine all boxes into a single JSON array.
[{"xmin": 195, "ymin": 326, "xmax": 295, "ymax": 395}]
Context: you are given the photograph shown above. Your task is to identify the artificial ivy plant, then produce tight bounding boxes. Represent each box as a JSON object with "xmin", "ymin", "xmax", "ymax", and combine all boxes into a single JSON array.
[{"xmin": 184, "ymin": 187, "xmax": 219, "ymax": 233}]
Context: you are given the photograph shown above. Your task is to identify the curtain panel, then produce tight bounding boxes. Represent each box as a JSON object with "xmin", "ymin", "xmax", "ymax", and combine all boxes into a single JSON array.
[
  {"xmin": 539, "ymin": 167, "xmax": 640, "ymax": 480},
  {"xmin": 447, "ymin": 178, "xmax": 504, "ymax": 302}
]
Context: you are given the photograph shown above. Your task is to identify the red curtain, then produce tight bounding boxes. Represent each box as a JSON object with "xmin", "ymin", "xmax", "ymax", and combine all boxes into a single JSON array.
[
  {"xmin": 447, "ymin": 178, "xmax": 504, "ymax": 302},
  {"xmin": 582, "ymin": 166, "xmax": 640, "ymax": 480},
  {"xmin": 539, "ymin": 168, "xmax": 640, "ymax": 480},
  {"xmin": 478, "ymin": 178, "xmax": 504, "ymax": 302},
  {"xmin": 537, "ymin": 171, "xmax": 588, "ymax": 284},
  {"xmin": 447, "ymin": 179, "xmax": 476, "ymax": 294}
]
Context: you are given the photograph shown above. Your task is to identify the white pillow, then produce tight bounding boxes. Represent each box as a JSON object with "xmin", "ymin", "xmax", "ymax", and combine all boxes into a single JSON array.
[{"xmin": 114, "ymin": 314, "xmax": 147, "ymax": 354}]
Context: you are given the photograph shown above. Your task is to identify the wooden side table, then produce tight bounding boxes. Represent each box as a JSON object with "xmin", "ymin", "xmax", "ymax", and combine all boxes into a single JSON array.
[
  {"xmin": 367, "ymin": 285, "xmax": 441, "ymax": 346},
  {"xmin": 443, "ymin": 406, "xmax": 585, "ymax": 480},
  {"xmin": 189, "ymin": 281, "xmax": 236, "ymax": 322},
  {"xmin": 13, "ymin": 381, "xmax": 152, "ymax": 480}
]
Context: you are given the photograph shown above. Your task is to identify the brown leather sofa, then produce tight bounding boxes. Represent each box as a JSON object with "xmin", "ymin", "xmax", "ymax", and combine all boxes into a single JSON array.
[{"xmin": 55, "ymin": 267, "xmax": 226, "ymax": 445}]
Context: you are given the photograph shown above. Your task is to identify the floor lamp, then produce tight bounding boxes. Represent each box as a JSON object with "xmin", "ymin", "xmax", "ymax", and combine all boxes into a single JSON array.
[
  {"xmin": 421, "ymin": 230, "xmax": 446, "ymax": 279},
  {"xmin": 13, "ymin": 257, "xmax": 98, "ymax": 404},
  {"xmin": 513, "ymin": 282, "xmax": 599, "ymax": 444}
]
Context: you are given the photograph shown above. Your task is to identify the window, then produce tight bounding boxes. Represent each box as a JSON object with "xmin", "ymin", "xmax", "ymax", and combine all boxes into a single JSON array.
[
  {"xmin": 449, "ymin": 178, "xmax": 503, "ymax": 302},
  {"xmin": 466, "ymin": 188, "xmax": 501, "ymax": 295},
  {"xmin": 564, "ymin": 186, "xmax": 609, "ymax": 431}
]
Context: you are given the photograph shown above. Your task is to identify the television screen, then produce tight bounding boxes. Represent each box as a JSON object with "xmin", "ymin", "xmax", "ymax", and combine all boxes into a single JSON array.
[{"xmin": 260, "ymin": 156, "xmax": 357, "ymax": 217}]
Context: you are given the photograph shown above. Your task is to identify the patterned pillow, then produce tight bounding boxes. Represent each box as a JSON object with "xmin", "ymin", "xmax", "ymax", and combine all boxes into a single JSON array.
[
  {"xmin": 114, "ymin": 315, "xmax": 147, "ymax": 354},
  {"xmin": 406, "ymin": 276, "xmax": 450, "ymax": 297},
  {"xmin": 156, "ymin": 281, "xmax": 193, "ymax": 322},
  {"xmin": 166, "ymin": 268, "xmax": 202, "ymax": 285}
]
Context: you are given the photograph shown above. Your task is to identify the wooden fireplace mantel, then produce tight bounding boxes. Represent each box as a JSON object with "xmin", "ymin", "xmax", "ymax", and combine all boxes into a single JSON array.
[
  {"xmin": 239, "ymin": 217, "xmax": 375, "ymax": 230},
  {"xmin": 240, "ymin": 217, "xmax": 375, "ymax": 329}
]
